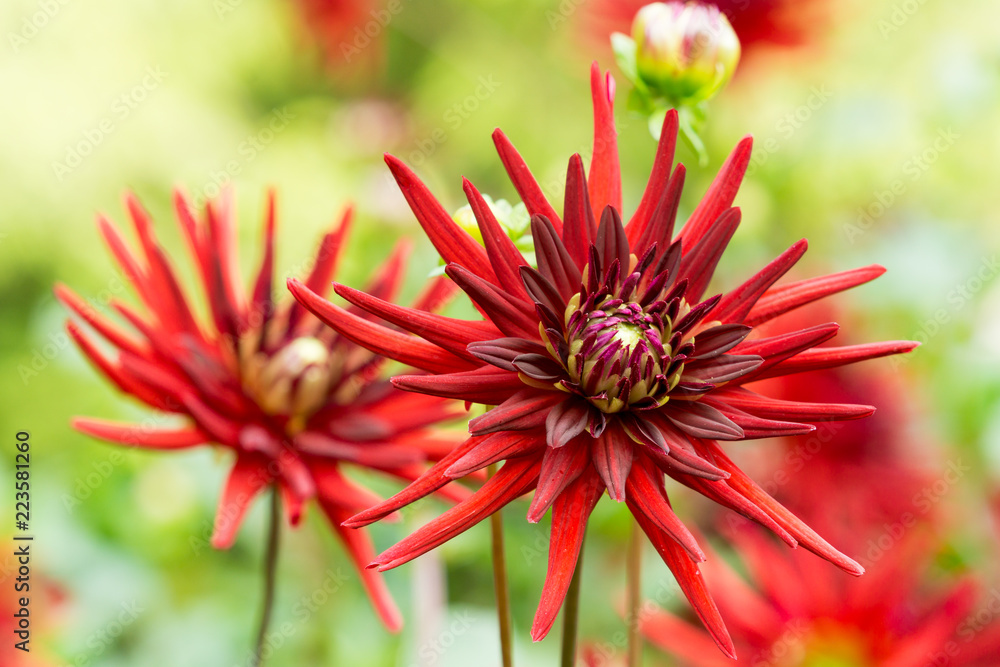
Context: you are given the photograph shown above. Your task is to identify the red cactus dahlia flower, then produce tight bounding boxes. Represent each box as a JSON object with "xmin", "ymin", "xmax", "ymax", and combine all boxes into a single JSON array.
[
  {"xmin": 289, "ymin": 63, "xmax": 915, "ymax": 654},
  {"xmin": 640, "ymin": 515, "xmax": 1000, "ymax": 666},
  {"xmin": 57, "ymin": 190, "xmax": 466, "ymax": 630}
]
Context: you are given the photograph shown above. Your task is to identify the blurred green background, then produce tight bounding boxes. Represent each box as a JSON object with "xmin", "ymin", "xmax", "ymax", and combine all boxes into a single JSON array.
[{"xmin": 2, "ymin": 0, "xmax": 999, "ymax": 665}]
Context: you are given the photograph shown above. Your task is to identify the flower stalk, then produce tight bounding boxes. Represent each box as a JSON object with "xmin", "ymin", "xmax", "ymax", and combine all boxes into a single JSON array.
[
  {"xmin": 488, "ymin": 463, "xmax": 514, "ymax": 667},
  {"xmin": 560, "ymin": 544, "xmax": 585, "ymax": 667},
  {"xmin": 626, "ymin": 518, "xmax": 643, "ymax": 667},
  {"xmin": 251, "ymin": 487, "xmax": 281, "ymax": 667}
]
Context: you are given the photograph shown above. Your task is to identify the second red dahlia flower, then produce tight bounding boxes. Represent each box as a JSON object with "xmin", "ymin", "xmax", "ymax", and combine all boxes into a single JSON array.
[
  {"xmin": 58, "ymin": 190, "xmax": 466, "ymax": 630},
  {"xmin": 290, "ymin": 64, "xmax": 916, "ymax": 656}
]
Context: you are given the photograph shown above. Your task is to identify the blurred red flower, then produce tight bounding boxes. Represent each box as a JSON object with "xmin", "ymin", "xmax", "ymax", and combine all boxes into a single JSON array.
[
  {"xmin": 57, "ymin": 190, "xmax": 466, "ymax": 630},
  {"xmin": 586, "ymin": 0, "xmax": 832, "ymax": 59},
  {"xmin": 290, "ymin": 63, "xmax": 914, "ymax": 654}
]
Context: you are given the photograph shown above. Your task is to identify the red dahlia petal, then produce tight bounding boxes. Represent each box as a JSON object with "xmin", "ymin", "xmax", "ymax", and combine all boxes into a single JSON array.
[
  {"xmin": 591, "ymin": 424, "xmax": 634, "ymax": 501},
  {"xmin": 531, "ymin": 215, "xmax": 583, "ymax": 301},
  {"xmin": 371, "ymin": 457, "xmax": 542, "ymax": 571},
  {"xmin": 288, "ymin": 278, "xmax": 469, "ymax": 374},
  {"xmin": 72, "ymin": 417, "xmax": 207, "ymax": 449},
  {"xmin": 745, "ymin": 264, "xmax": 887, "ymax": 327},
  {"xmin": 678, "ymin": 136, "xmax": 753, "ymax": 250},
  {"xmin": 334, "ymin": 282, "xmax": 498, "ymax": 361},
  {"xmin": 587, "ymin": 63, "xmax": 622, "ymax": 219},
  {"xmin": 630, "ymin": 502, "xmax": 736, "ymax": 659},
  {"xmin": 343, "ymin": 436, "xmax": 483, "ymax": 528},
  {"xmin": 677, "ymin": 208, "xmax": 741, "ymax": 302},
  {"xmin": 562, "ymin": 154, "xmax": 599, "ymax": 269},
  {"xmin": 468, "ymin": 390, "xmax": 564, "ymax": 435},
  {"xmin": 445, "ymin": 431, "xmax": 543, "ymax": 478},
  {"xmin": 463, "ymin": 178, "xmax": 532, "ymax": 301},
  {"xmin": 527, "ymin": 440, "xmax": 591, "ymax": 522},
  {"xmin": 384, "ymin": 154, "xmax": 498, "ymax": 286},
  {"xmin": 212, "ymin": 456, "xmax": 271, "ymax": 549},
  {"xmin": 627, "ymin": 454, "xmax": 705, "ymax": 562},
  {"xmin": 492, "ymin": 128, "xmax": 564, "ymax": 232},
  {"xmin": 628, "ymin": 109, "xmax": 679, "ymax": 244},
  {"xmin": 703, "ymin": 441, "xmax": 864, "ymax": 575},
  {"xmin": 392, "ymin": 367, "xmax": 524, "ymax": 405},
  {"xmin": 323, "ymin": 503, "xmax": 404, "ymax": 632},
  {"xmin": 446, "ymin": 265, "xmax": 540, "ymax": 339},
  {"xmin": 753, "ymin": 340, "xmax": 920, "ymax": 380},
  {"xmin": 634, "ymin": 165, "xmax": 686, "ymax": 261},
  {"xmin": 530, "ymin": 469, "xmax": 603, "ymax": 641},
  {"xmin": 712, "ymin": 239, "xmax": 808, "ymax": 324},
  {"xmin": 710, "ymin": 387, "xmax": 875, "ymax": 421}
]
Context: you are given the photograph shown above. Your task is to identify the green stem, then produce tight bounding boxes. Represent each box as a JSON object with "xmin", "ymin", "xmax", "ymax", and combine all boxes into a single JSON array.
[
  {"xmin": 560, "ymin": 544, "xmax": 585, "ymax": 667},
  {"xmin": 250, "ymin": 487, "xmax": 281, "ymax": 667},
  {"xmin": 626, "ymin": 518, "xmax": 642, "ymax": 667},
  {"xmin": 488, "ymin": 463, "xmax": 514, "ymax": 667}
]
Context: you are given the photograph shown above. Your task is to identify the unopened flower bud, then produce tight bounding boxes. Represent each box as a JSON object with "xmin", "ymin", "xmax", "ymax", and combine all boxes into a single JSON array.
[
  {"xmin": 244, "ymin": 337, "xmax": 336, "ymax": 431},
  {"xmin": 632, "ymin": 1, "xmax": 740, "ymax": 104}
]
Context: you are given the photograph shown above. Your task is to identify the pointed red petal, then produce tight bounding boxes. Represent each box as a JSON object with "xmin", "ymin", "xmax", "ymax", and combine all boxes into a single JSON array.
[
  {"xmin": 323, "ymin": 504, "xmax": 404, "ymax": 632},
  {"xmin": 55, "ymin": 284, "xmax": 147, "ymax": 357},
  {"xmin": 678, "ymin": 136, "xmax": 752, "ymax": 249},
  {"xmin": 372, "ymin": 457, "xmax": 542, "ymax": 570},
  {"xmin": 677, "ymin": 208, "xmax": 741, "ymax": 302},
  {"xmin": 527, "ymin": 440, "xmax": 591, "ymax": 523},
  {"xmin": 212, "ymin": 457, "xmax": 271, "ymax": 549},
  {"xmin": 753, "ymin": 340, "xmax": 920, "ymax": 380},
  {"xmin": 562, "ymin": 154, "xmax": 598, "ymax": 269},
  {"xmin": 493, "ymin": 129, "xmax": 563, "ymax": 232},
  {"xmin": 72, "ymin": 417, "xmax": 207, "ymax": 449},
  {"xmin": 344, "ymin": 436, "xmax": 483, "ymax": 527},
  {"xmin": 703, "ymin": 441, "xmax": 864, "ymax": 575},
  {"xmin": 288, "ymin": 279, "xmax": 469, "ymax": 374},
  {"xmin": 463, "ymin": 178, "xmax": 532, "ymax": 301},
  {"xmin": 587, "ymin": 63, "xmax": 621, "ymax": 218},
  {"xmin": 591, "ymin": 424, "xmax": 634, "ymax": 501},
  {"xmin": 627, "ymin": 454, "xmax": 705, "ymax": 561},
  {"xmin": 249, "ymin": 190, "xmax": 277, "ymax": 330},
  {"xmin": 468, "ymin": 390, "xmax": 564, "ymax": 435},
  {"xmin": 392, "ymin": 367, "xmax": 524, "ymax": 405},
  {"xmin": 630, "ymin": 503, "xmax": 736, "ymax": 659},
  {"xmin": 734, "ymin": 323, "xmax": 840, "ymax": 378},
  {"xmin": 385, "ymin": 154, "xmax": 498, "ymax": 285},
  {"xmin": 634, "ymin": 165, "xmax": 685, "ymax": 258},
  {"xmin": 713, "ymin": 240, "xmax": 808, "ymax": 324},
  {"xmin": 628, "ymin": 109, "xmax": 679, "ymax": 243},
  {"xmin": 530, "ymin": 470, "xmax": 603, "ymax": 641},
  {"xmin": 745, "ymin": 265, "xmax": 887, "ymax": 327},
  {"xmin": 711, "ymin": 387, "xmax": 875, "ymax": 421},
  {"xmin": 446, "ymin": 265, "xmax": 540, "ymax": 339},
  {"xmin": 445, "ymin": 431, "xmax": 544, "ymax": 478},
  {"xmin": 334, "ymin": 282, "xmax": 499, "ymax": 361}
]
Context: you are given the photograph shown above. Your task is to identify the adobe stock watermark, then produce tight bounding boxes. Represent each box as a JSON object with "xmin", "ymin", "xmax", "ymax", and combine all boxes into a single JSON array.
[
  {"xmin": 7, "ymin": 0, "xmax": 73, "ymax": 53},
  {"xmin": 51, "ymin": 66, "xmax": 169, "ymax": 181},
  {"xmin": 859, "ymin": 458, "xmax": 970, "ymax": 569},
  {"xmin": 546, "ymin": 0, "xmax": 587, "ymax": 29},
  {"xmin": 231, "ymin": 568, "xmax": 349, "ymax": 667},
  {"xmin": 746, "ymin": 85, "xmax": 833, "ymax": 177},
  {"xmin": 401, "ymin": 611, "xmax": 475, "ymax": 667},
  {"xmin": 60, "ymin": 408, "xmax": 179, "ymax": 513},
  {"xmin": 187, "ymin": 107, "xmax": 295, "ymax": 210},
  {"xmin": 877, "ymin": 0, "xmax": 931, "ymax": 39},
  {"xmin": 890, "ymin": 254, "xmax": 998, "ymax": 370},
  {"xmin": 845, "ymin": 127, "xmax": 959, "ymax": 244},
  {"xmin": 338, "ymin": 0, "xmax": 412, "ymax": 62},
  {"xmin": 57, "ymin": 600, "xmax": 145, "ymax": 667},
  {"xmin": 19, "ymin": 271, "xmax": 129, "ymax": 385},
  {"xmin": 396, "ymin": 74, "xmax": 501, "ymax": 169}
]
